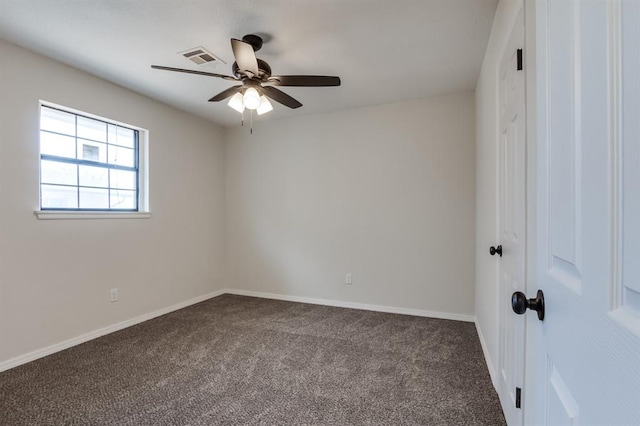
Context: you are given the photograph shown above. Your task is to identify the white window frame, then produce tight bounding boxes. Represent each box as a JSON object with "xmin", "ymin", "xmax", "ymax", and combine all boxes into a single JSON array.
[{"xmin": 34, "ymin": 101, "xmax": 151, "ymax": 220}]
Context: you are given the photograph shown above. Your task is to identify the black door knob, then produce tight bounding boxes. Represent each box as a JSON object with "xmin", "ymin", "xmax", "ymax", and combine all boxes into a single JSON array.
[
  {"xmin": 490, "ymin": 245, "xmax": 502, "ymax": 257},
  {"xmin": 512, "ymin": 290, "xmax": 545, "ymax": 321}
]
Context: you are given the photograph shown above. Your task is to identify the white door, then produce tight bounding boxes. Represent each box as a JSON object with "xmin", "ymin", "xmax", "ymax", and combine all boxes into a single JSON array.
[
  {"xmin": 526, "ymin": 0, "xmax": 640, "ymax": 424},
  {"xmin": 497, "ymin": 10, "xmax": 526, "ymax": 426}
]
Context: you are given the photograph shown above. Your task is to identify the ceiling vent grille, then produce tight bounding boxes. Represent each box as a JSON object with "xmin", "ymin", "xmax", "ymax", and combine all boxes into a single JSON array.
[{"xmin": 180, "ymin": 46, "xmax": 225, "ymax": 65}]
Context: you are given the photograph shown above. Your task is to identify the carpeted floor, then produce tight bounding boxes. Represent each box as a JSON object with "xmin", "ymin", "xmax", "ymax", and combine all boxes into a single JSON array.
[{"xmin": 0, "ymin": 295, "xmax": 506, "ymax": 425}]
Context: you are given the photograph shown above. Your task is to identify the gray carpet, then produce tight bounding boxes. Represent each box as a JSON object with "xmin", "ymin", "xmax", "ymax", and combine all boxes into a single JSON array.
[{"xmin": 0, "ymin": 295, "xmax": 506, "ymax": 425}]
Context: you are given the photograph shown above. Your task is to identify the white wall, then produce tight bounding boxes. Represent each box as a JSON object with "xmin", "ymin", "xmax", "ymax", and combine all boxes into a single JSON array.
[
  {"xmin": 474, "ymin": 0, "xmax": 522, "ymax": 383},
  {"xmin": 224, "ymin": 93, "xmax": 476, "ymax": 316},
  {"xmin": 0, "ymin": 39, "xmax": 226, "ymax": 365},
  {"xmin": 0, "ymin": 37, "xmax": 480, "ymax": 368}
]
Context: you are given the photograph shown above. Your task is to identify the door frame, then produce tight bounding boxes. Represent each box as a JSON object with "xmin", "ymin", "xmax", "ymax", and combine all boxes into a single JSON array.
[{"xmin": 523, "ymin": 0, "xmax": 543, "ymax": 423}]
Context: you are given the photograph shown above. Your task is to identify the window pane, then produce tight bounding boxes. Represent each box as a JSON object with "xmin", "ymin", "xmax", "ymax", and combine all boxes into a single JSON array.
[
  {"xmin": 40, "ymin": 132, "xmax": 76, "ymax": 159},
  {"xmin": 41, "ymin": 160, "xmax": 77, "ymax": 185},
  {"xmin": 39, "ymin": 104, "xmax": 141, "ymax": 212},
  {"xmin": 77, "ymin": 116, "xmax": 107, "ymax": 142},
  {"xmin": 108, "ymin": 145, "xmax": 135, "ymax": 167},
  {"xmin": 79, "ymin": 187, "xmax": 109, "ymax": 209},
  {"xmin": 77, "ymin": 141, "xmax": 107, "ymax": 163},
  {"xmin": 110, "ymin": 190, "xmax": 136, "ymax": 209},
  {"xmin": 41, "ymin": 184, "xmax": 78, "ymax": 208},
  {"xmin": 41, "ymin": 107, "xmax": 75, "ymax": 136},
  {"xmin": 110, "ymin": 169, "xmax": 136, "ymax": 190},
  {"xmin": 79, "ymin": 165, "xmax": 108, "ymax": 188},
  {"xmin": 108, "ymin": 124, "xmax": 136, "ymax": 148}
]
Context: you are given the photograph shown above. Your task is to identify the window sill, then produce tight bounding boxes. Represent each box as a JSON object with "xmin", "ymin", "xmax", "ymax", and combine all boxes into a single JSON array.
[{"xmin": 34, "ymin": 211, "xmax": 152, "ymax": 220}]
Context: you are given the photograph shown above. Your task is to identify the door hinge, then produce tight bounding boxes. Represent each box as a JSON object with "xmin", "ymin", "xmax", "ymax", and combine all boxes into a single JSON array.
[
  {"xmin": 515, "ymin": 387, "xmax": 522, "ymax": 409},
  {"xmin": 517, "ymin": 49, "xmax": 523, "ymax": 71}
]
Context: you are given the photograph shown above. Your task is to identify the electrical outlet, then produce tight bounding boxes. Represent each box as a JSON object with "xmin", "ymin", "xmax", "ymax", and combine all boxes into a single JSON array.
[
  {"xmin": 110, "ymin": 288, "xmax": 118, "ymax": 302},
  {"xmin": 345, "ymin": 273, "xmax": 353, "ymax": 285}
]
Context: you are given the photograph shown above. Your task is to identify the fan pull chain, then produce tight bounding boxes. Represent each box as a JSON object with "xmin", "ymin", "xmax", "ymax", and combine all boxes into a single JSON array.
[
  {"xmin": 250, "ymin": 110, "xmax": 253, "ymax": 135},
  {"xmin": 241, "ymin": 109, "xmax": 244, "ymax": 127}
]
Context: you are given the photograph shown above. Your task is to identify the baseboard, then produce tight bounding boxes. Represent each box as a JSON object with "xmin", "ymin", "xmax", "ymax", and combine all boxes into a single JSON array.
[
  {"xmin": 1, "ymin": 288, "xmax": 476, "ymax": 373},
  {"xmin": 0, "ymin": 289, "xmax": 226, "ymax": 373},
  {"xmin": 475, "ymin": 319, "xmax": 498, "ymax": 390},
  {"xmin": 223, "ymin": 288, "xmax": 475, "ymax": 322}
]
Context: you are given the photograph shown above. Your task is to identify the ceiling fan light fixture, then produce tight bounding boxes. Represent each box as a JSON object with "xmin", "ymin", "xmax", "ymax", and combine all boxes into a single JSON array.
[
  {"xmin": 228, "ymin": 92, "xmax": 245, "ymax": 113},
  {"xmin": 257, "ymin": 96, "xmax": 273, "ymax": 115},
  {"xmin": 243, "ymin": 87, "xmax": 261, "ymax": 110}
]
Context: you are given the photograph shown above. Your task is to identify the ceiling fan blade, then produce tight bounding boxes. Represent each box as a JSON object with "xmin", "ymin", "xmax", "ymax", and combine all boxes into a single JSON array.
[
  {"xmin": 268, "ymin": 75, "xmax": 341, "ymax": 87},
  {"xmin": 208, "ymin": 85, "xmax": 243, "ymax": 102},
  {"xmin": 231, "ymin": 38, "xmax": 259, "ymax": 77},
  {"xmin": 151, "ymin": 65, "xmax": 237, "ymax": 81},
  {"xmin": 261, "ymin": 86, "xmax": 303, "ymax": 109}
]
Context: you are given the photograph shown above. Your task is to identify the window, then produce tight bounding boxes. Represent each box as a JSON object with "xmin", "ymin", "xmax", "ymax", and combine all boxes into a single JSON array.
[{"xmin": 38, "ymin": 104, "xmax": 147, "ymax": 214}]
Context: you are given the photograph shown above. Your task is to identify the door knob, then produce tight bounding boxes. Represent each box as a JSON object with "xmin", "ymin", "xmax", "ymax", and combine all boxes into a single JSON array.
[
  {"xmin": 490, "ymin": 245, "xmax": 502, "ymax": 257},
  {"xmin": 512, "ymin": 290, "xmax": 545, "ymax": 321}
]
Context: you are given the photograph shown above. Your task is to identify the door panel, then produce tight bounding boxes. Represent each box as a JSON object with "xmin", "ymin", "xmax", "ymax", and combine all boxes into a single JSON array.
[
  {"xmin": 621, "ymin": 0, "xmax": 640, "ymax": 313},
  {"xmin": 547, "ymin": 0, "xmax": 583, "ymax": 295},
  {"xmin": 498, "ymin": 10, "xmax": 525, "ymax": 426},
  {"xmin": 529, "ymin": 0, "xmax": 640, "ymax": 424},
  {"xmin": 546, "ymin": 362, "xmax": 579, "ymax": 425},
  {"xmin": 547, "ymin": 0, "xmax": 581, "ymax": 280}
]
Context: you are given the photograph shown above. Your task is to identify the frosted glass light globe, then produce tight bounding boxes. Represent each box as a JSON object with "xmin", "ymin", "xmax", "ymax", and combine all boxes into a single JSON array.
[
  {"xmin": 257, "ymin": 96, "xmax": 273, "ymax": 115},
  {"xmin": 227, "ymin": 92, "xmax": 245, "ymax": 113},
  {"xmin": 243, "ymin": 87, "xmax": 261, "ymax": 110}
]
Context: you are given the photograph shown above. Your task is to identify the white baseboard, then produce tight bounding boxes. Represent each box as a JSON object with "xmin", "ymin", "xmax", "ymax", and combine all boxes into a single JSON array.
[
  {"xmin": 223, "ymin": 288, "xmax": 476, "ymax": 322},
  {"xmin": 475, "ymin": 319, "xmax": 498, "ymax": 390},
  {"xmin": 0, "ymin": 289, "xmax": 225, "ymax": 373},
  {"xmin": 1, "ymin": 288, "xmax": 477, "ymax": 373}
]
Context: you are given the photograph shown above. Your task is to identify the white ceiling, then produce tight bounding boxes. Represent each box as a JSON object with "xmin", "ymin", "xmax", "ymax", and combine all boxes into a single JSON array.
[{"xmin": 0, "ymin": 0, "xmax": 497, "ymax": 127}]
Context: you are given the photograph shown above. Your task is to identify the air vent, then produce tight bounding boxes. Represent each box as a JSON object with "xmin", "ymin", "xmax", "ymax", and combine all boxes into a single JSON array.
[{"xmin": 179, "ymin": 46, "xmax": 225, "ymax": 65}]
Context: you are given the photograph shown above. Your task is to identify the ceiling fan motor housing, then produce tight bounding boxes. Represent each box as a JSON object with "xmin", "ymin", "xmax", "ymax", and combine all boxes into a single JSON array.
[
  {"xmin": 242, "ymin": 34, "xmax": 263, "ymax": 52},
  {"xmin": 232, "ymin": 58, "xmax": 272, "ymax": 80}
]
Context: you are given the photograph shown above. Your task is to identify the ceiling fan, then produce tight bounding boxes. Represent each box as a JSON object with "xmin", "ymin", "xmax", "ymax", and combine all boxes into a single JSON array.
[{"xmin": 151, "ymin": 34, "xmax": 341, "ymax": 114}]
